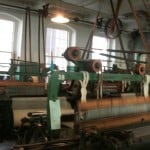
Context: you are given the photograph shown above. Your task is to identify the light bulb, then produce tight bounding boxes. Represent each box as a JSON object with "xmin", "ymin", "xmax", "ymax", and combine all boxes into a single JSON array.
[{"xmin": 51, "ymin": 15, "xmax": 70, "ymax": 23}]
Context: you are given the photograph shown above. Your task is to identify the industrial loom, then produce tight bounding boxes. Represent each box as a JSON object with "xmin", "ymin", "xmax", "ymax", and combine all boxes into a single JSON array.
[{"xmin": 47, "ymin": 46, "xmax": 150, "ymax": 133}]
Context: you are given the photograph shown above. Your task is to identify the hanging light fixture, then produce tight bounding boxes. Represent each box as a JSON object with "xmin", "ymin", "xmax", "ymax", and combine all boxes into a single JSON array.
[
  {"xmin": 51, "ymin": 14, "xmax": 70, "ymax": 23},
  {"xmin": 50, "ymin": 0, "xmax": 70, "ymax": 23}
]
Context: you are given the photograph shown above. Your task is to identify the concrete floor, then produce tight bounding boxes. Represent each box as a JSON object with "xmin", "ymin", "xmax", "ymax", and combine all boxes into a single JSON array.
[
  {"xmin": 1, "ymin": 125, "xmax": 150, "ymax": 150},
  {"xmin": 0, "ymin": 141, "xmax": 16, "ymax": 150}
]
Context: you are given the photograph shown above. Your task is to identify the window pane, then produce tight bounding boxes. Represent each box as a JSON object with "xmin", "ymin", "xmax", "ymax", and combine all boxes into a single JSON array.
[
  {"xmin": 0, "ymin": 19, "xmax": 14, "ymax": 52},
  {"xmin": 92, "ymin": 36, "xmax": 108, "ymax": 68},
  {"xmin": 0, "ymin": 19, "xmax": 14, "ymax": 72},
  {"xmin": 46, "ymin": 28, "xmax": 69, "ymax": 70},
  {"xmin": 54, "ymin": 57, "xmax": 67, "ymax": 71},
  {"xmin": 0, "ymin": 52, "xmax": 11, "ymax": 63},
  {"xmin": 0, "ymin": 52, "xmax": 11, "ymax": 71}
]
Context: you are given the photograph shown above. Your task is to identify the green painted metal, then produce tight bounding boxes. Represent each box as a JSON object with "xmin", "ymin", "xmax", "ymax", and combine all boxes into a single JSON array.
[
  {"xmin": 8, "ymin": 59, "xmax": 46, "ymax": 81},
  {"xmin": 102, "ymin": 73, "xmax": 143, "ymax": 82},
  {"xmin": 48, "ymin": 71, "xmax": 99, "ymax": 101},
  {"xmin": 47, "ymin": 71, "xmax": 144, "ymax": 131}
]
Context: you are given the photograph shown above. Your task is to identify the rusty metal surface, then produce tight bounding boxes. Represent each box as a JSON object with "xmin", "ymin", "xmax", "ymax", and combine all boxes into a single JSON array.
[
  {"xmin": 83, "ymin": 103, "xmax": 150, "ymax": 120},
  {"xmin": 79, "ymin": 96, "xmax": 150, "ymax": 111},
  {"xmin": 6, "ymin": 86, "xmax": 45, "ymax": 96},
  {"xmin": 79, "ymin": 97, "xmax": 150, "ymax": 130},
  {"xmin": 0, "ymin": 81, "xmax": 45, "ymax": 87},
  {"xmin": 80, "ymin": 112, "xmax": 150, "ymax": 130}
]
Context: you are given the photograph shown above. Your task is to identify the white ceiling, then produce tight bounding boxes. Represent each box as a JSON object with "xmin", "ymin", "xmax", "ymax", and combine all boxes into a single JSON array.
[
  {"xmin": 1, "ymin": 0, "xmax": 149, "ymax": 17},
  {"xmin": 0, "ymin": 0, "xmax": 149, "ymax": 30}
]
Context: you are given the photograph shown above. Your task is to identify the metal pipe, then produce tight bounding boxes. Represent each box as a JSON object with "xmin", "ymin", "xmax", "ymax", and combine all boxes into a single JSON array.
[
  {"xmin": 80, "ymin": 48, "xmax": 147, "ymax": 63},
  {"xmin": 80, "ymin": 47, "xmax": 150, "ymax": 54},
  {"xmin": 24, "ymin": 8, "xmax": 28, "ymax": 74},
  {"xmin": 42, "ymin": 14, "xmax": 46, "ymax": 67},
  {"xmin": 80, "ymin": 49, "xmax": 147, "ymax": 63},
  {"xmin": 28, "ymin": 7, "xmax": 32, "ymax": 63},
  {"xmin": 99, "ymin": 53, "xmax": 147, "ymax": 63},
  {"xmin": 107, "ymin": 49, "xmax": 150, "ymax": 54},
  {"xmin": 0, "ymin": 2, "xmax": 38, "ymax": 13},
  {"xmin": 27, "ymin": 7, "xmax": 33, "ymax": 74},
  {"xmin": 38, "ymin": 10, "xmax": 41, "ymax": 80}
]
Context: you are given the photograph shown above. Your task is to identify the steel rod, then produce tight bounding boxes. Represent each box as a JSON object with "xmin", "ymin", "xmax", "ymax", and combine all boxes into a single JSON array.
[
  {"xmin": 0, "ymin": 2, "xmax": 38, "ymax": 13},
  {"xmin": 27, "ymin": 7, "xmax": 33, "ymax": 74},
  {"xmin": 38, "ymin": 10, "xmax": 41, "ymax": 80},
  {"xmin": 24, "ymin": 8, "xmax": 28, "ymax": 75},
  {"xmin": 107, "ymin": 49, "xmax": 150, "ymax": 54},
  {"xmin": 42, "ymin": 14, "xmax": 46, "ymax": 67},
  {"xmin": 28, "ymin": 7, "xmax": 32, "ymax": 62},
  {"xmin": 100, "ymin": 53, "xmax": 147, "ymax": 63},
  {"xmin": 80, "ymin": 49, "xmax": 147, "ymax": 63},
  {"xmin": 81, "ymin": 47, "xmax": 150, "ymax": 54}
]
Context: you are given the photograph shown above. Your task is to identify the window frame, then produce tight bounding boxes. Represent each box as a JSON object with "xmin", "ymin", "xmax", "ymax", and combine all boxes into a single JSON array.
[
  {"xmin": 45, "ymin": 24, "xmax": 76, "ymax": 71},
  {"xmin": 0, "ymin": 12, "xmax": 23, "ymax": 73},
  {"xmin": 92, "ymin": 35, "xmax": 116, "ymax": 70}
]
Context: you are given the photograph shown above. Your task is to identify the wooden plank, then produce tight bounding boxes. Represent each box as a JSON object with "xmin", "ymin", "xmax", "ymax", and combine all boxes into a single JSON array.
[{"xmin": 0, "ymin": 81, "xmax": 45, "ymax": 87}]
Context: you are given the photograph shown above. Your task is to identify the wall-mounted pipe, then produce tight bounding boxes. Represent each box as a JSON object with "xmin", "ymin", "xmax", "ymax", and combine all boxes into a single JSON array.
[{"xmin": 0, "ymin": 2, "xmax": 38, "ymax": 13}]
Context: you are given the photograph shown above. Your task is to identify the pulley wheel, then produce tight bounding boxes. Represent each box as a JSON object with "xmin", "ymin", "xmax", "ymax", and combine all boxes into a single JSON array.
[
  {"xmin": 135, "ymin": 64, "xmax": 145, "ymax": 76},
  {"xmin": 104, "ymin": 18, "xmax": 122, "ymax": 39},
  {"xmin": 90, "ymin": 59, "xmax": 102, "ymax": 72},
  {"xmin": 64, "ymin": 47, "xmax": 81, "ymax": 61}
]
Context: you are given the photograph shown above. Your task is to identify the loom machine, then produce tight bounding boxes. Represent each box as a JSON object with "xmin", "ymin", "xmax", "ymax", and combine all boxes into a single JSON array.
[{"xmin": 45, "ymin": 46, "xmax": 150, "ymax": 148}]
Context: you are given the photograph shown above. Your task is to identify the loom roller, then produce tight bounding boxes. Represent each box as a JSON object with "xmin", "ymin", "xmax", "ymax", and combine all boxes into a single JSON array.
[
  {"xmin": 12, "ymin": 96, "xmax": 74, "ymax": 127},
  {"xmin": 12, "ymin": 97, "xmax": 47, "ymax": 127},
  {"xmin": 78, "ymin": 96, "xmax": 150, "ymax": 130},
  {"xmin": 63, "ymin": 46, "xmax": 102, "ymax": 72}
]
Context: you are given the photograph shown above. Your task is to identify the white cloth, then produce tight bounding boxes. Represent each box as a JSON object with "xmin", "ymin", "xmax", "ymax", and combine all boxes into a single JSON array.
[
  {"xmin": 144, "ymin": 75, "xmax": 150, "ymax": 97},
  {"xmin": 79, "ymin": 71, "xmax": 89, "ymax": 102}
]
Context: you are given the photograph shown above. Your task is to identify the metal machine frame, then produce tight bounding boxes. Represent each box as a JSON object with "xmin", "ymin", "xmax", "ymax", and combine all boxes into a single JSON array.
[{"xmin": 47, "ymin": 71, "xmax": 144, "ymax": 131}]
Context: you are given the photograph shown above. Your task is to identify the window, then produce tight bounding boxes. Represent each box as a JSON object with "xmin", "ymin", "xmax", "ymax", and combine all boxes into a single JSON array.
[
  {"xmin": 0, "ymin": 13, "xmax": 22, "ymax": 73},
  {"xmin": 0, "ymin": 19, "xmax": 14, "ymax": 72},
  {"xmin": 92, "ymin": 36, "xmax": 108, "ymax": 68},
  {"xmin": 46, "ymin": 28, "xmax": 69, "ymax": 71}
]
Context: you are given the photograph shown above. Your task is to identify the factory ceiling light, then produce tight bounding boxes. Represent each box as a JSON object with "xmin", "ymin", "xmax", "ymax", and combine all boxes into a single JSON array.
[{"xmin": 51, "ymin": 14, "xmax": 70, "ymax": 23}]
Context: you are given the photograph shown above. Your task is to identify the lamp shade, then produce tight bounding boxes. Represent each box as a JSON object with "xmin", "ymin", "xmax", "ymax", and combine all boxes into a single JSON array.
[{"xmin": 51, "ymin": 15, "xmax": 70, "ymax": 23}]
